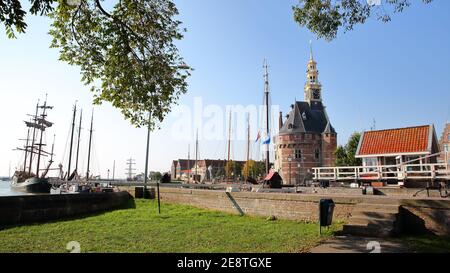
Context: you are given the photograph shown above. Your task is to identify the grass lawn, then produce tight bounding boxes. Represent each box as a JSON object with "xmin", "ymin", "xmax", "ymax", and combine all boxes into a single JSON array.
[{"xmin": 0, "ymin": 199, "xmax": 341, "ymax": 253}]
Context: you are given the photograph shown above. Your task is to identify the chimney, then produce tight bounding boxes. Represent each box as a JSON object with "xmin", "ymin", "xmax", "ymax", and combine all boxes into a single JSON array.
[{"xmin": 279, "ymin": 111, "xmax": 283, "ymax": 130}]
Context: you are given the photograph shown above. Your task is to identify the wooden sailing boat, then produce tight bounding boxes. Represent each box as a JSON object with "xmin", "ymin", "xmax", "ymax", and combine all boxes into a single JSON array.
[
  {"xmin": 12, "ymin": 96, "xmax": 54, "ymax": 193},
  {"xmin": 64, "ymin": 104, "xmax": 94, "ymax": 182}
]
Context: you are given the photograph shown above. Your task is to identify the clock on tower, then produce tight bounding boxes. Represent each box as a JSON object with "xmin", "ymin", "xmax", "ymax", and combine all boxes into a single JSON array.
[{"xmin": 313, "ymin": 89, "xmax": 321, "ymax": 100}]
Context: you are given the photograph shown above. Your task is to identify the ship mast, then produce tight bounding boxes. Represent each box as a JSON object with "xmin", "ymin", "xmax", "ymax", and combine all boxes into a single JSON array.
[
  {"xmin": 194, "ymin": 129, "xmax": 198, "ymax": 181},
  {"xmin": 41, "ymin": 134, "xmax": 55, "ymax": 178},
  {"xmin": 227, "ymin": 111, "xmax": 232, "ymax": 180},
  {"xmin": 23, "ymin": 127, "xmax": 30, "ymax": 173},
  {"xmin": 35, "ymin": 96, "xmax": 52, "ymax": 177},
  {"xmin": 28, "ymin": 101, "xmax": 39, "ymax": 175},
  {"xmin": 227, "ymin": 111, "xmax": 232, "ymax": 162},
  {"xmin": 75, "ymin": 108, "xmax": 82, "ymax": 175},
  {"xmin": 263, "ymin": 59, "xmax": 270, "ymax": 174},
  {"xmin": 246, "ymin": 113, "xmax": 250, "ymax": 163},
  {"xmin": 67, "ymin": 102, "xmax": 77, "ymax": 180},
  {"xmin": 187, "ymin": 144, "xmax": 190, "ymax": 183},
  {"xmin": 86, "ymin": 109, "xmax": 94, "ymax": 180}
]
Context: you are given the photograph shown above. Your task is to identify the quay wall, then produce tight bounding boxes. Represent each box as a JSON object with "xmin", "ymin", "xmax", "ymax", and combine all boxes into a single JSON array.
[
  {"xmin": 118, "ymin": 186, "xmax": 359, "ymax": 221},
  {"xmin": 0, "ymin": 192, "xmax": 132, "ymax": 226},
  {"xmin": 119, "ymin": 186, "xmax": 450, "ymax": 235}
]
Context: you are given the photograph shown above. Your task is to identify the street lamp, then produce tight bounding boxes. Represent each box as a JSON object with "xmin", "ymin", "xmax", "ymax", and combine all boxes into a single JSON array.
[
  {"xmin": 288, "ymin": 155, "xmax": 292, "ymax": 185},
  {"xmin": 297, "ymin": 163, "xmax": 301, "ymax": 186}
]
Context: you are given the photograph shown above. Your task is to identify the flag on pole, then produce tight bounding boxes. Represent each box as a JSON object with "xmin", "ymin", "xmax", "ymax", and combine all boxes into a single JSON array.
[
  {"xmin": 255, "ymin": 131, "xmax": 261, "ymax": 143},
  {"xmin": 262, "ymin": 134, "xmax": 270, "ymax": 145}
]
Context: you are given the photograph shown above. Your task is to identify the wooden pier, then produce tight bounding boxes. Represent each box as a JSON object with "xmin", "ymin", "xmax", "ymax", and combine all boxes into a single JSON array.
[{"xmin": 313, "ymin": 163, "xmax": 450, "ymax": 184}]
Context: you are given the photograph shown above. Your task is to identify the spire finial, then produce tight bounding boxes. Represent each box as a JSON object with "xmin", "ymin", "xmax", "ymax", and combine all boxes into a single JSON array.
[{"xmin": 309, "ymin": 40, "xmax": 314, "ymax": 60}]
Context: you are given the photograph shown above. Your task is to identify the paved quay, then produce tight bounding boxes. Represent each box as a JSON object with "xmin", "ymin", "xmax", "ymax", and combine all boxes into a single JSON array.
[{"xmin": 310, "ymin": 236, "xmax": 412, "ymax": 253}]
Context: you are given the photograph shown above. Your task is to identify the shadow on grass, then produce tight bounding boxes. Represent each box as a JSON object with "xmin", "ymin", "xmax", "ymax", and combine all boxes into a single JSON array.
[
  {"xmin": 399, "ymin": 234, "xmax": 450, "ymax": 253},
  {"xmin": 0, "ymin": 197, "xmax": 136, "ymax": 231}
]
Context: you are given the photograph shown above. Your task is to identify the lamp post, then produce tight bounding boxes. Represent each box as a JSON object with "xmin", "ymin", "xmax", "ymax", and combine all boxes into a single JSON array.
[
  {"xmin": 288, "ymin": 155, "xmax": 292, "ymax": 185},
  {"xmin": 297, "ymin": 163, "xmax": 301, "ymax": 186}
]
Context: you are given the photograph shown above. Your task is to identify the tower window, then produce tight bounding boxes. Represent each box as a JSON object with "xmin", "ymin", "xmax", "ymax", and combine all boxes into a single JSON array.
[
  {"xmin": 315, "ymin": 148, "xmax": 320, "ymax": 161},
  {"xmin": 295, "ymin": 149, "xmax": 302, "ymax": 159}
]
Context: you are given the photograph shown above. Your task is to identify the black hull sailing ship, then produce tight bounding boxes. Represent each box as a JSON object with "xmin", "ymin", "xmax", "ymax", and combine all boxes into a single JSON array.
[{"xmin": 12, "ymin": 96, "xmax": 55, "ymax": 193}]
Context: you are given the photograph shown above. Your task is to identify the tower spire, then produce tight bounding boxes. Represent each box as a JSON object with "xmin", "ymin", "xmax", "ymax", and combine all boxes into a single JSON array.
[{"xmin": 304, "ymin": 44, "xmax": 321, "ymax": 104}]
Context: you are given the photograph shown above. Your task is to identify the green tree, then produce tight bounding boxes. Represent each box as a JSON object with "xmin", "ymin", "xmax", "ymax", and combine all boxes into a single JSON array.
[
  {"xmin": 293, "ymin": 0, "xmax": 433, "ymax": 41},
  {"xmin": 335, "ymin": 132, "xmax": 362, "ymax": 166},
  {"xmin": 150, "ymin": 171, "xmax": 162, "ymax": 181},
  {"xmin": 242, "ymin": 160, "xmax": 266, "ymax": 178},
  {"xmin": 225, "ymin": 160, "xmax": 242, "ymax": 179},
  {"xmin": 225, "ymin": 160, "xmax": 234, "ymax": 178},
  {"xmin": 242, "ymin": 160, "xmax": 256, "ymax": 178},
  {"xmin": 1, "ymin": 0, "xmax": 191, "ymax": 128}
]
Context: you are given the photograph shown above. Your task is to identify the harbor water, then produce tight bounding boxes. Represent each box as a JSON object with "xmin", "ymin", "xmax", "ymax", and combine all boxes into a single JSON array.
[{"xmin": 0, "ymin": 180, "xmax": 31, "ymax": 196}]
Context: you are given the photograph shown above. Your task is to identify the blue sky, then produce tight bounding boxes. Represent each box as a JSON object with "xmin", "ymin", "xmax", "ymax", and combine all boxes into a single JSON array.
[{"xmin": 0, "ymin": 0, "xmax": 449, "ymax": 177}]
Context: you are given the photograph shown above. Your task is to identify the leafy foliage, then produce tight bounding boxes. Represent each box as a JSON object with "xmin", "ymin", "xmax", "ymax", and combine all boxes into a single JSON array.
[
  {"xmin": 225, "ymin": 160, "xmax": 242, "ymax": 179},
  {"xmin": 1, "ymin": 0, "xmax": 191, "ymax": 128},
  {"xmin": 0, "ymin": 0, "xmax": 55, "ymax": 38},
  {"xmin": 334, "ymin": 132, "xmax": 362, "ymax": 166},
  {"xmin": 242, "ymin": 160, "xmax": 265, "ymax": 178},
  {"xmin": 293, "ymin": 0, "xmax": 433, "ymax": 40},
  {"xmin": 150, "ymin": 171, "xmax": 162, "ymax": 181}
]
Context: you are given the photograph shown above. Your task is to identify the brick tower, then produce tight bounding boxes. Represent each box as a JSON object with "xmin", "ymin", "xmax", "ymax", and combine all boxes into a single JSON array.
[{"xmin": 274, "ymin": 44, "xmax": 337, "ymax": 185}]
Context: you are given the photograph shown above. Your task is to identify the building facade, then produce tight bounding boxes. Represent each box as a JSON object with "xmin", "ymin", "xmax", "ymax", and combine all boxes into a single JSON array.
[
  {"xmin": 171, "ymin": 159, "xmax": 195, "ymax": 181},
  {"xmin": 438, "ymin": 122, "xmax": 450, "ymax": 164},
  {"xmin": 274, "ymin": 49, "xmax": 337, "ymax": 185},
  {"xmin": 355, "ymin": 125, "xmax": 440, "ymax": 167},
  {"xmin": 171, "ymin": 159, "xmax": 246, "ymax": 182}
]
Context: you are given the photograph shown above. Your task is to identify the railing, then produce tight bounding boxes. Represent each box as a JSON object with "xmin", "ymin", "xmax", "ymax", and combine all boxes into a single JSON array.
[{"xmin": 313, "ymin": 163, "xmax": 450, "ymax": 182}]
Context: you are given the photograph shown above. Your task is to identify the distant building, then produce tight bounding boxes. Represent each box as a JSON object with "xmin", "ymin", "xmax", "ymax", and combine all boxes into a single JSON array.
[
  {"xmin": 438, "ymin": 122, "xmax": 450, "ymax": 164},
  {"xmin": 275, "ymin": 48, "xmax": 337, "ymax": 185},
  {"xmin": 355, "ymin": 125, "xmax": 440, "ymax": 166},
  {"xmin": 171, "ymin": 159, "xmax": 195, "ymax": 180},
  {"xmin": 171, "ymin": 159, "xmax": 246, "ymax": 182}
]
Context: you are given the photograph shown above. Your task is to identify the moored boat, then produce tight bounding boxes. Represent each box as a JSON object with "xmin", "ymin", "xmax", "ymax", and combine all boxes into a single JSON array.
[
  {"xmin": 11, "ymin": 95, "xmax": 54, "ymax": 194},
  {"xmin": 11, "ymin": 174, "xmax": 52, "ymax": 193}
]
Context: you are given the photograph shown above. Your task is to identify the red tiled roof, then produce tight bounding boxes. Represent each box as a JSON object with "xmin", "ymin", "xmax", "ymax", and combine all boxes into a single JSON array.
[{"xmin": 357, "ymin": 125, "xmax": 431, "ymax": 156}]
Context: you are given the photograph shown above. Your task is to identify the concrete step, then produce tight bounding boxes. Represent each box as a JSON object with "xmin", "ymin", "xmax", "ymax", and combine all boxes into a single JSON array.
[
  {"xmin": 353, "ymin": 203, "xmax": 400, "ymax": 213},
  {"xmin": 347, "ymin": 216, "xmax": 396, "ymax": 228},
  {"xmin": 342, "ymin": 224, "xmax": 394, "ymax": 237},
  {"xmin": 360, "ymin": 197, "xmax": 401, "ymax": 205},
  {"xmin": 351, "ymin": 210, "xmax": 398, "ymax": 220},
  {"xmin": 343, "ymin": 202, "xmax": 400, "ymax": 237}
]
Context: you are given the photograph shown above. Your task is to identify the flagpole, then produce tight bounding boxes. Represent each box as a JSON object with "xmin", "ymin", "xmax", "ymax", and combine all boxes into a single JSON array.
[{"xmin": 263, "ymin": 59, "xmax": 270, "ymax": 174}]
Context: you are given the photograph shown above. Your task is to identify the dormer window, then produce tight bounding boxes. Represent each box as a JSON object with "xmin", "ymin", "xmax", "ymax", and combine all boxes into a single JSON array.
[
  {"xmin": 288, "ymin": 123, "xmax": 293, "ymax": 129},
  {"xmin": 302, "ymin": 112, "xmax": 307, "ymax": 120}
]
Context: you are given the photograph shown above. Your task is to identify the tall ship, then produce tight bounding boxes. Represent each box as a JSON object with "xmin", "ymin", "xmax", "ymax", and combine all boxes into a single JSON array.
[{"xmin": 12, "ymin": 96, "xmax": 54, "ymax": 193}]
